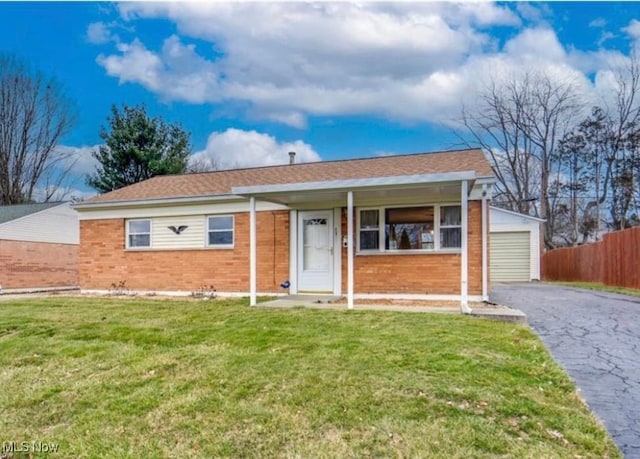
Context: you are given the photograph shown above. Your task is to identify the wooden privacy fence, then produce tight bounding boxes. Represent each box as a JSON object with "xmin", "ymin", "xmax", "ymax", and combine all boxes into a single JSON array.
[{"xmin": 542, "ymin": 226, "xmax": 640, "ymax": 289}]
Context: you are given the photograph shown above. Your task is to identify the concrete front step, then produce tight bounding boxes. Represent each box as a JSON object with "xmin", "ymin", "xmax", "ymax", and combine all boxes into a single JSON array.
[{"xmin": 470, "ymin": 307, "xmax": 527, "ymax": 324}]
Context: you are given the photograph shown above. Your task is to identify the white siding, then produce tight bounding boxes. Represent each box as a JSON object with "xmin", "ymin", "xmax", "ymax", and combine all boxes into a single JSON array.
[
  {"xmin": 0, "ymin": 203, "xmax": 78, "ymax": 244},
  {"xmin": 150, "ymin": 215, "xmax": 206, "ymax": 249}
]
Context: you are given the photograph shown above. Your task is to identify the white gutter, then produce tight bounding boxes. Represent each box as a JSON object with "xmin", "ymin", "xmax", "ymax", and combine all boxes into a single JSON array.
[
  {"xmin": 72, "ymin": 193, "xmax": 242, "ymax": 211},
  {"xmin": 232, "ymin": 171, "xmax": 478, "ymax": 196}
]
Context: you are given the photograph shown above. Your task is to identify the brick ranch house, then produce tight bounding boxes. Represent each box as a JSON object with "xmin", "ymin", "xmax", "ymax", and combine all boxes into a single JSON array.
[{"xmin": 73, "ymin": 148, "xmax": 495, "ymax": 312}]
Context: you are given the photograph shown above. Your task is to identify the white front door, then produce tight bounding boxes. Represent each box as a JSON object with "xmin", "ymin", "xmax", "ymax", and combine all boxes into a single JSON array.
[{"xmin": 298, "ymin": 210, "xmax": 334, "ymax": 292}]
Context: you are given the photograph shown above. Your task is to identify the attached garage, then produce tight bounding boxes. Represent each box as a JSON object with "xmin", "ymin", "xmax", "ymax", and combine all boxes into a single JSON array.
[{"xmin": 490, "ymin": 207, "xmax": 543, "ymax": 282}]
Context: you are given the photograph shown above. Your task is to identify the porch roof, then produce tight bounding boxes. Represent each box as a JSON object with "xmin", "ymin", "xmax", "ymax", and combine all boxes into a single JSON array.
[{"xmin": 232, "ymin": 171, "xmax": 478, "ymax": 205}]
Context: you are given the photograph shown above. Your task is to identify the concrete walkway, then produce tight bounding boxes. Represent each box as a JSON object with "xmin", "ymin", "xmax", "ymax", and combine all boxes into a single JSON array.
[
  {"xmin": 259, "ymin": 295, "xmax": 526, "ymax": 322},
  {"xmin": 491, "ymin": 283, "xmax": 640, "ymax": 458}
]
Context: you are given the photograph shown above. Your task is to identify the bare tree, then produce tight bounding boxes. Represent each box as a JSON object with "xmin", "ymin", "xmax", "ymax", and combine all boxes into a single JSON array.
[
  {"xmin": 600, "ymin": 50, "xmax": 640, "ymax": 230},
  {"xmin": 459, "ymin": 71, "xmax": 583, "ymax": 248},
  {"xmin": 461, "ymin": 77, "xmax": 537, "ymax": 214},
  {"xmin": 562, "ymin": 50, "xmax": 640, "ymax": 235},
  {"xmin": 186, "ymin": 155, "xmax": 219, "ymax": 173},
  {"xmin": 0, "ymin": 54, "xmax": 76, "ymax": 204}
]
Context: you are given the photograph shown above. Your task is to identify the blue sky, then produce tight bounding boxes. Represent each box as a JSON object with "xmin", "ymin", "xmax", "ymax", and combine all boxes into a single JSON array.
[{"xmin": 1, "ymin": 1, "xmax": 640, "ymax": 198}]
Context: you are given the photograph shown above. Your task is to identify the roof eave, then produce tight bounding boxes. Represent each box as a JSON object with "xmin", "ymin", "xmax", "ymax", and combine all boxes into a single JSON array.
[
  {"xmin": 232, "ymin": 171, "xmax": 479, "ymax": 197},
  {"xmin": 489, "ymin": 205, "xmax": 546, "ymax": 222},
  {"xmin": 72, "ymin": 193, "xmax": 242, "ymax": 211}
]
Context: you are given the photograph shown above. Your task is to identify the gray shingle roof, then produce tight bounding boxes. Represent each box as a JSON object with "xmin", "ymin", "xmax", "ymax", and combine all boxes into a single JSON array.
[{"xmin": 0, "ymin": 202, "xmax": 66, "ymax": 225}]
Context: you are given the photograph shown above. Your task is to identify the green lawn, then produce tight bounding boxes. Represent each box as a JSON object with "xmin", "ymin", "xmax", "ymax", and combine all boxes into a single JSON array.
[
  {"xmin": 550, "ymin": 281, "xmax": 640, "ymax": 298},
  {"xmin": 0, "ymin": 297, "xmax": 620, "ymax": 458}
]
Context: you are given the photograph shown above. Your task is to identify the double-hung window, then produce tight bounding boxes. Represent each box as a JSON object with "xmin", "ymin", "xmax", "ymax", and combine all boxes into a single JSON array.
[
  {"xmin": 440, "ymin": 206, "xmax": 462, "ymax": 248},
  {"xmin": 127, "ymin": 219, "xmax": 151, "ymax": 248},
  {"xmin": 358, "ymin": 204, "xmax": 461, "ymax": 252},
  {"xmin": 359, "ymin": 209, "xmax": 380, "ymax": 250},
  {"xmin": 207, "ymin": 215, "xmax": 234, "ymax": 248}
]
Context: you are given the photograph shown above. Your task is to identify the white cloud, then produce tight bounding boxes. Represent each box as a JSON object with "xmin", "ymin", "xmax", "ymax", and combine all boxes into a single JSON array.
[
  {"xmin": 188, "ymin": 128, "xmax": 320, "ymax": 170},
  {"xmin": 90, "ymin": 3, "xmax": 620, "ymax": 128},
  {"xmin": 593, "ymin": 30, "xmax": 616, "ymax": 47},
  {"xmin": 623, "ymin": 19, "xmax": 640, "ymax": 39},
  {"xmin": 374, "ymin": 150, "xmax": 398, "ymax": 157},
  {"xmin": 86, "ymin": 21, "xmax": 117, "ymax": 45},
  {"xmin": 589, "ymin": 18, "xmax": 607, "ymax": 28},
  {"xmin": 503, "ymin": 28, "xmax": 566, "ymax": 63},
  {"xmin": 457, "ymin": 2, "xmax": 521, "ymax": 27},
  {"xmin": 97, "ymin": 39, "xmax": 164, "ymax": 91},
  {"xmin": 55, "ymin": 145, "xmax": 101, "ymax": 177},
  {"xmin": 94, "ymin": 3, "xmax": 528, "ymax": 126},
  {"xmin": 514, "ymin": 3, "xmax": 551, "ymax": 24}
]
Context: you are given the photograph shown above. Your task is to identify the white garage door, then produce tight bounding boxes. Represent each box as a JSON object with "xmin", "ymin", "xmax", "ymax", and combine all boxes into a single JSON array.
[{"xmin": 490, "ymin": 231, "xmax": 531, "ymax": 282}]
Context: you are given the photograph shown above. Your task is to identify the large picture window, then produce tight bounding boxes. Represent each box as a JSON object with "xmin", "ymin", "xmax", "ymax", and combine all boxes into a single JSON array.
[
  {"xmin": 207, "ymin": 215, "xmax": 234, "ymax": 247},
  {"xmin": 385, "ymin": 206, "xmax": 434, "ymax": 250},
  {"xmin": 127, "ymin": 219, "xmax": 151, "ymax": 248},
  {"xmin": 358, "ymin": 205, "xmax": 461, "ymax": 252}
]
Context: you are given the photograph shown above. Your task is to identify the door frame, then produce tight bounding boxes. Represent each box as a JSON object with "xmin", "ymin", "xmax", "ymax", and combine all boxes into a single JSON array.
[{"xmin": 289, "ymin": 209, "xmax": 342, "ymax": 295}]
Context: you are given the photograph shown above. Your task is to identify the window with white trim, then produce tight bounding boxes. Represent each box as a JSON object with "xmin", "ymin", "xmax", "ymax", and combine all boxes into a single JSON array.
[
  {"xmin": 357, "ymin": 205, "xmax": 461, "ymax": 252},
  {"xmin": 127, "ymin": 219, "xmax": 151, "ymax": 248},
  {"xmin": 385, "ymin": 206, "xmax": 434, "ymax": 250},
  {"xmin": 207, "ymin": 215, "xmax": 234, "ymax": 247},
  {"xmin": 359, "ymin": 209, "xmax": 379, "ymax": 250},
  {"xmin": 440, "ymin": 205, "xmax": 462, "ymax": 248}
]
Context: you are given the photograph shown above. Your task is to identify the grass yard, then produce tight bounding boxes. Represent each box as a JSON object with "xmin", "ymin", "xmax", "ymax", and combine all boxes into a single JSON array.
[
  {"xmin": 0, "ymin": 297, "xmax": 620, "ymax": 458},
  {"xmin": 550, "ymin": 281, "xmax": 640, "ymax": 298}
]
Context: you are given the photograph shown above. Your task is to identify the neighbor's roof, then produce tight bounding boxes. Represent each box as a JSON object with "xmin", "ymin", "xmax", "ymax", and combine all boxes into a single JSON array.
[
  {"xmin": 0, "ymin": 202, "xmax": 66, "ymax": 225},
  {"xmin": 82, "ymin": 148, "xmax": 493, "ymax": 205}
]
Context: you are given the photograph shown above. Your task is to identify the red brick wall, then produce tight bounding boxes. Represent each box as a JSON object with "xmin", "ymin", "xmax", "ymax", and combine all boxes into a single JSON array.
[
  {"xmin": 468, "ymin": 200, "xmax": 483, "ymax": 295},
  {"xmin": 80, "ymin": 202, "xmax": 486, "ymax": 296},
  {"xmin": 341, "ymin": 201, "xmax": 484, "ymax": 296},
  {"xmin": 79, "ymin": 211, "xmax": 290, "ymax": 293},
  {"xmin": 0, "ymin": 240, "xmax": 78, "ymax": 289}
]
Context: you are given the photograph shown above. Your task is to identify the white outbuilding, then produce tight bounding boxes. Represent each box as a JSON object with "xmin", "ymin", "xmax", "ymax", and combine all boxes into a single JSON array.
[
  {"xmin": 0, "ymin": 202, "xmax": 78, "ymax": 292},
  {"xmin": 490, "ymin": 206, "xmax": 544, "ymax": 282}
]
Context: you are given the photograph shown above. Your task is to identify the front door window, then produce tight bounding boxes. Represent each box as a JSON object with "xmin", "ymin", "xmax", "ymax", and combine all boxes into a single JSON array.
[
  {"xmin": 298, "ymin": 211, "xmax": 334, "ymax": 292},
  {"xmin": 303, "ymin": 218, "xmax": 330, "ymax": 270}
]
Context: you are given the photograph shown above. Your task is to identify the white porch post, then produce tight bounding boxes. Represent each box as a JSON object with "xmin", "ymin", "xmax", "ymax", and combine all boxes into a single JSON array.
[
  {"xmin": 481, "ymin": 184, "xmax": 489, "ymax": 302},
  {"xmin": 288, "ymin": 210, "xmax": 297, "ymax": 294},
  {"xmin": 347, "ymin": 191, "xmax": 354, "ymax": 309},
  {"xmin": 249, "ymin": 196, "xmax": 257, "ymax": 306},
  {"xmin": 460, "ymin": 180, "xmax": 472, "ymax": 314}
]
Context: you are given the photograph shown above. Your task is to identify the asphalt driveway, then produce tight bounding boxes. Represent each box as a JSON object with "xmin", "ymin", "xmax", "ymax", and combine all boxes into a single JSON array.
[{"xmin": 491, "ymin": 283, "xmax": 640, "ymax": 458}]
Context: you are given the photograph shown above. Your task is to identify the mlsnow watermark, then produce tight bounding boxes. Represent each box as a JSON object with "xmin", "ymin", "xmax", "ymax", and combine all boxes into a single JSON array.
[{"xmin": 2, "ymin": 440, "xmax": 60, "ymax": 454}]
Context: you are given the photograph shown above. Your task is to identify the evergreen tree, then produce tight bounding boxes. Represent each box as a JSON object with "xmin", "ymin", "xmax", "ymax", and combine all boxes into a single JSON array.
[{"xmin": 87, "ymin": 105, "xmax": 191, "ymax": 193}]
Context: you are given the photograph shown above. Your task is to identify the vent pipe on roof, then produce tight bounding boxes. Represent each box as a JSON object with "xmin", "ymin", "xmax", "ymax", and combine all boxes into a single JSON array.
[{"xmin": 289, "ymin": 151, "xmax": 296, "ymax": 165}]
